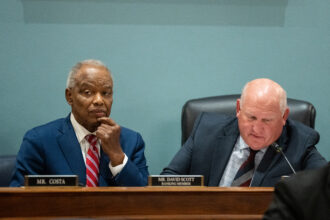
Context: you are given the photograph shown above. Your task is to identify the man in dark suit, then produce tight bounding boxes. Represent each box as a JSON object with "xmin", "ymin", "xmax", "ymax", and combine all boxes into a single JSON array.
[
  {"xmin": 263, "ymin": 162, "xmax": 330, "ymax": 219},
  {"xmin": 161, "ymin": 78, "xmax": 326, "ymax": 186},
  {"xmin": 10, "ymin": 59, "xmax": 149, "ymax": 187}
]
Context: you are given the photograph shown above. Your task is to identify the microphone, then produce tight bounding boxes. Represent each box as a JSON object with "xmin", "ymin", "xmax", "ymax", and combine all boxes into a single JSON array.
[{"xmin": 271, "ymin": 143, "xmax": 296, "ymax": 174}]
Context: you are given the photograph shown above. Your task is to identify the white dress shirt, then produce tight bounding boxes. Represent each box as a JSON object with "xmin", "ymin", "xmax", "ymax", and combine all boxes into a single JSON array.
[
  {"xmin": 219, "ymin": 136, "xmax": 267, "ymax": 186},
  {"xmin": 70, "ymin": 113, "xmax": 127, "ymax": 177}
]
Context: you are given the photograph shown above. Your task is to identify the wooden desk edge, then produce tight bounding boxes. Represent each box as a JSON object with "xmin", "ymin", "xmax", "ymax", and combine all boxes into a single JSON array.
[{"xmin": 0, "ymin": 186, "xmax": 274, "ymax": 193}]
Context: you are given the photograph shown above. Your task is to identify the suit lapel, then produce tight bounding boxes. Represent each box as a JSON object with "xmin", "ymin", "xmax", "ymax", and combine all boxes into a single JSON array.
[
  {"xmin": 57, "ymin": 115, "xmax": 86, "ymax": 185},
  {"xmin": 208, "ymin": 121, "xmax": 239, "ymax": 186},
  {"xmin": 252, "ymin": 125, "xmax": 289, "ymax": 186},
  {"xmin": 252, "ymin": 147, "xmax": 280, "ymax": 186}
]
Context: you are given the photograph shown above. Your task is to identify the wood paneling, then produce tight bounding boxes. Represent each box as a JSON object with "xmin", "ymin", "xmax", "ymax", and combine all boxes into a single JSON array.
[{"xmin": 0, "ymin": 187, "xmax": 274, "ymax": 219}]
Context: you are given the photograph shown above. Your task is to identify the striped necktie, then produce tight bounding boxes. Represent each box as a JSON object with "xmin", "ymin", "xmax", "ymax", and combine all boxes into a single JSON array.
[
  {"xmin": 231, "ymin": 148, "xmax": 258, "ymax": 187},
  {"xmin": 85, "ymin": 134, "xmax": 100, "ymax": 187}
]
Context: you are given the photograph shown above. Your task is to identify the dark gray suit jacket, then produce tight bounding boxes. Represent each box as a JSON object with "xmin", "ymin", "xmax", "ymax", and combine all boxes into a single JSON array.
[
  {"xmin": 263, "ymin": 162, "xmax": 330, "ymax": 219},
  {"xmin": 161, "ymin": 113, "xmax": 327, "ymax": 186}
]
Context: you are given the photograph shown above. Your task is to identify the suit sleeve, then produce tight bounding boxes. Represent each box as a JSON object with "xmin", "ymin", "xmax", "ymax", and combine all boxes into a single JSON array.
[
  {"xmin": 10, "ymin": 129, "xmax": 45, "ymax": 187},
  {"xmin": 263, "ymin": 181, "xmax": 300, "ymax": 220},
  {"xmin": 301, "ymin": 131, "xmax": 327, "ymax": 169},
  {"xmin": 160, "ymin": 113, "xmax": 204, "ymax": 175},
  {"xmin": 113, "ymin": 132, "xmax": 149, "ymax": 186},
  {"xmin": 160, "ymin": 137, "xmax": 194, "ymax": 175}
]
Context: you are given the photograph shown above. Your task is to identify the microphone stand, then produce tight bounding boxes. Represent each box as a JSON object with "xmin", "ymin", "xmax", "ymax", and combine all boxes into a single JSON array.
[{"xmin": 271, "ymin": 143, "xmax": 296, "ymax": 174}]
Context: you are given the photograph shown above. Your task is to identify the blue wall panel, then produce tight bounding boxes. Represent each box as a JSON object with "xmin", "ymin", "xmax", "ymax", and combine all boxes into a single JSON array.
[{"xmin": 1, "ymin": 0, "xmax": 329, "ymax": 174}]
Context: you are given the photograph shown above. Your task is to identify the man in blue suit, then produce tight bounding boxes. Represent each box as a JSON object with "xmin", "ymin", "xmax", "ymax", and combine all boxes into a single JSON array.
[
  {"xmin": 161, "ymin": 78, "xmax": 327, "ymax": 186},
  {"xmin": 11, "ymin": 59, "xmax": 149, "ymax": 187}
]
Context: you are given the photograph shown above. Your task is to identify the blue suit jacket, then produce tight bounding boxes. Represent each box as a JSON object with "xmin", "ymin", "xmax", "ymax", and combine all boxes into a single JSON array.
[
  {"xmin": 161, "ymin": 113, "xmax": 327, "ymax": 186},
  {"xmin": 10, "ymin": 115, "xmax": 149, "ymax": 187}
]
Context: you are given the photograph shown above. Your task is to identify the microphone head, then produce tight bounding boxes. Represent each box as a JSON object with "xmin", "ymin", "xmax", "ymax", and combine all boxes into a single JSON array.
[{"xmin": 271, "ymin": 142, "xmax": 281, "ymax": 153}]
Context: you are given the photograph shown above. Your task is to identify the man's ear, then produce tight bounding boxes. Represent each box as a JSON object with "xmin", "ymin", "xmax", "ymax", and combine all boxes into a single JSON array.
[
  {"xmin": 65, "ymin": 88, "xmax": 73, "ymax": 105},
  {"xmin": 282, "ymin": 107, "xmax": 290, "ymax": 125},
  {"xmin": 236, "ymin": 99, "xmax": 241, "ymax": 117}
]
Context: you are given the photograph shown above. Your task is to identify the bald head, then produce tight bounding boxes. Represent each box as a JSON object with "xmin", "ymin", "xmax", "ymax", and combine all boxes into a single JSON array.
[
  {"xmin": 236, "ymin": 78, "xmax": 290, "ymax": 150},
  {"xmin": 240, "ymin": 78, "xmax": 287, "ymax": 115}
]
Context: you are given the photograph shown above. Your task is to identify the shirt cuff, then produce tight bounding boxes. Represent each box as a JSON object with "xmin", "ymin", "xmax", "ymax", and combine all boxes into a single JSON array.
[{"xmin": 109, "ymin": 154, "xmax": 128, "ymax": 177}]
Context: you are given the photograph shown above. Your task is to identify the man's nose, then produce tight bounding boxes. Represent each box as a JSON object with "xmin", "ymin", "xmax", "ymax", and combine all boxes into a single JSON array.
[
  {"xmin": 252, "ymin": 120, "xmax": 264, "ymax": 133},
  {"xmin": 93, "ymin": 93, "xmax": 104, "ymax": 105}
]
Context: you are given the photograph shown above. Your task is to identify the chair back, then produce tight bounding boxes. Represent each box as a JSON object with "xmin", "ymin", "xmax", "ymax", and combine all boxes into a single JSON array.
[
  {"xmin": 181, "ymin": 94, "xmax": 316, "ymax": 145},
  {"xmin": 0, "ymin": 155, "xmax": 16, "ymax": 186}
]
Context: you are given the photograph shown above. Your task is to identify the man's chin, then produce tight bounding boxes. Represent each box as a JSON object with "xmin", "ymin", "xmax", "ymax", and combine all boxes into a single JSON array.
[
  {"xmin": 250, "ymin": 145, "xmax": 265, "ymax": 150},
  {"xmin": 247, "ymin": 141, "xmax": 267, "ymax": 150},
  {"xmin": 86, "ymin": 120, "xmax": 101, "ymax": 132}
]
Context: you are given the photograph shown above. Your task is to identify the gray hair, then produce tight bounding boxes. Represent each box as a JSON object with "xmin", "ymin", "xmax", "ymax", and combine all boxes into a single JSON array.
[
  {"xmin": 66, "ymin": 59, "xmax": 110, "ymax": 88},
  {"xmin": 240, "ymin": 79, "xmax": 287, "ymax": 115}
]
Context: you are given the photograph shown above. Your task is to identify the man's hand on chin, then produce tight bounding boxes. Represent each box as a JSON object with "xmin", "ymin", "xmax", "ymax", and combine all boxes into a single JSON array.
[{"xmin": 96, "ymin": 117, "xmax": 125, "ymax": 166}]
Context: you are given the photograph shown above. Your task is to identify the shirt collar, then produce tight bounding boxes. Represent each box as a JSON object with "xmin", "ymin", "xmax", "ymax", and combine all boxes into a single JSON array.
[
  {"xmin": 70, "ymin": 113, "xmax": 96, "ymax": 143},
  {"xmin": 237, "ymin": 136, "xmax": 249, "ymax": 150}
]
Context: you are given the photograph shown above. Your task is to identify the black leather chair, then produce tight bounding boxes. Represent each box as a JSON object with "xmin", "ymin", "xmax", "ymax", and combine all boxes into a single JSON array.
[
  {"xmin": 0, "ymin": 155, "xmax": 16, "ymax": 186},
  {"xmin": 181, "ymin": 94, "xmax": 316, "ymax": 145}
]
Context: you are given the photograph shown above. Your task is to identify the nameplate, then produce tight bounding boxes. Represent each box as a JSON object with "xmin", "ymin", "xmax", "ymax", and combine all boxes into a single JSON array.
[
  {"xmin": 148, "ymin": 175, "xmax": 204, "ymax": 186},
  {"xmin": 24, "ymin": 175, "xmax": 78, "ymax": 186}
]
